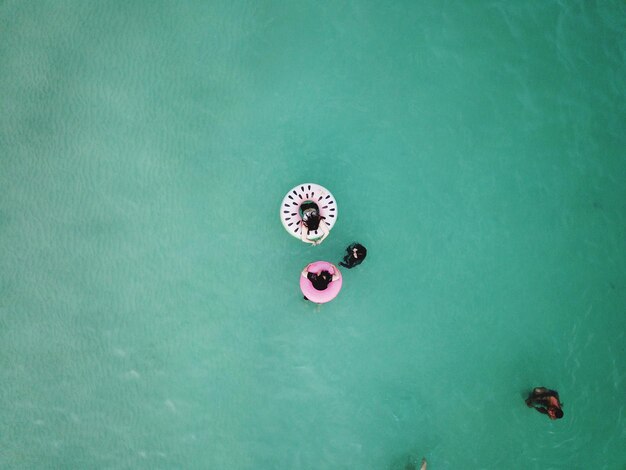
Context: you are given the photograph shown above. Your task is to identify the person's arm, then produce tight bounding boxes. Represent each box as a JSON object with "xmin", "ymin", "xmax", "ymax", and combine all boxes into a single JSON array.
[
  {"xmin": 329, "ymin": 265, "xmax": 341, "ymax": 281},
  {"xmin": 313, "ymin": 219, "xmax": 330, "ymax": 245},
  {"xmin": 420, "ymin": 458, "xmax": 427, "ymax": 470},
  {"xmin": 302, "ymin": 265, "xmax": 311, "ymax": 278}
]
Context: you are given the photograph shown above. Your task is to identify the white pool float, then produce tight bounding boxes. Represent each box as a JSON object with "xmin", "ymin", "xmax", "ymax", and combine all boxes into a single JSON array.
[{"xmin": 280, "ymin": 183, "xmax": 337, "ymax": 242}]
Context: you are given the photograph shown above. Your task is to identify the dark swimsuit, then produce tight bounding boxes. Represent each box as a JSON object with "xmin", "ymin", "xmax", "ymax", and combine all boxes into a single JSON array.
[
  {"xmin": 307, "ymin": 271, "xmax": 332, "ymax": 291},
  {"xmin": 339, "ymin": 243, "xmax": 367, "ymax": 269}
]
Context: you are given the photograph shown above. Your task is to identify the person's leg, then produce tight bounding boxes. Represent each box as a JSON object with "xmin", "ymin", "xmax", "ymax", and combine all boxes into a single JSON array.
[{"xmin": 341, "ymin": 260, "xmax": 354, "ymax": 269}]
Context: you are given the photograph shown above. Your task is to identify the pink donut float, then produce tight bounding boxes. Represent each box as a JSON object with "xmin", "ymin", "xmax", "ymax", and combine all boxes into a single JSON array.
[{"xmin": 300, "ymin": 261, "xmax": 343, "ymax": 304}]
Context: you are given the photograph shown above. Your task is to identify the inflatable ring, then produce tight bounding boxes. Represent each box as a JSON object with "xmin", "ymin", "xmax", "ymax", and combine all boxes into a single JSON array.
[
  {"xmin": 300, "ymin": 261, "xmax": 343, "ymax": 304},
  {"xmin": 280, "ymin": 183, "xmax": 337, "ymax": 242}
]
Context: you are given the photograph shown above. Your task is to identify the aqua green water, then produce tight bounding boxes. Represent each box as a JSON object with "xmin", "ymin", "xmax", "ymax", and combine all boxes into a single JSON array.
[{"xmin": 1, "ymin": 1, "xmax": 625, "ymax": 468}]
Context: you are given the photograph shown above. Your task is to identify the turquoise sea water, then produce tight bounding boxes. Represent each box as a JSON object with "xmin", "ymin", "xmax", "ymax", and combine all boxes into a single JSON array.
[{"xmin": 1, "ymin": 1, "xmax": 625, "ymax": 468}]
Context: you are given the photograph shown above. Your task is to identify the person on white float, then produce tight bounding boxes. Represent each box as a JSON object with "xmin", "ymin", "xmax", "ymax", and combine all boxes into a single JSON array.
[{"xmin": 299, "ymin": 202, "xmax": 329, "ymax": 246}]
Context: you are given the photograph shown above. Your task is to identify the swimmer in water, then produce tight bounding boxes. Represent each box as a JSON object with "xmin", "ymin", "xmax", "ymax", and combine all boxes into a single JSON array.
[
  {"xmin": 525, "ymin": 387, "xmax": 564, "ymax": 420},
  {"xmin": 299, "ymin": 202, "xmax": 329, "ymax": 245},
  {"xmin": 339, "ymin": 242, "xmax": 367, "ymax": 269}
]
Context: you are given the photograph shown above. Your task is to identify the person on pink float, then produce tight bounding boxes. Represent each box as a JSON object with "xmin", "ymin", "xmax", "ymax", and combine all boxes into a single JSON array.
[{"xmin": 300, "ymin": 261, "xmax": 342, "ymax": 304}]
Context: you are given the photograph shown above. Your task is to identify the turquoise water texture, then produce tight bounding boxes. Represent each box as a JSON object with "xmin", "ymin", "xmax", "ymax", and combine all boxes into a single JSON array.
[{"xmin": 1, "ymin": 1, "xmax": 625, "ymax": 468}]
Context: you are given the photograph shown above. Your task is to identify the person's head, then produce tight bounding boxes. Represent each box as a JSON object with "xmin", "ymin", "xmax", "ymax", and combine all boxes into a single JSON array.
[
  {"xmin": 308, "ymin": 270, "xmax": 332, "ymax": 290},
  {"xmin": 318, "ymin": 270, "xmax": 332, "ymax": 283},
  {"xmin": 352, "ymin": 244, "xmax": 367, "ymax": 259},
  {"xmin": 548, "ymin": 407, "xmax": 564, "ymax": 420},
  {"xmin": 301, "ymin": 202, "xmax": 321, "ymax": 230},
  {"xmin": 303, "ymin": 209, "xmax": 320, "ymax": 230}
]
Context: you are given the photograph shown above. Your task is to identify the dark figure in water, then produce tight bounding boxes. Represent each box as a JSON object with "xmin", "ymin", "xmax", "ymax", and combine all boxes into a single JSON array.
[
  {"xmin": 339, "ymin": 243, "xmax": 367, "ymax": 269},
  {"xmin": 526, "ymin": 387, "xmax": 564, "ymax": 420}
]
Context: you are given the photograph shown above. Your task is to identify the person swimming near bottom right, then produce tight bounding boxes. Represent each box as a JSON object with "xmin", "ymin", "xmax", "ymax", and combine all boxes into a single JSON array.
[
  {"xmin": 525, "ymin": 387, "xmax": 564, "ymax": 420},
  {"xmin": 339, "ymin": 242, "xmax": 367, "ymax": 269}
]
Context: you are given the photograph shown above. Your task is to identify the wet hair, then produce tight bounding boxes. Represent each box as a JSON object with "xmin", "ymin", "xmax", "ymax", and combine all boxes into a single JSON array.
[
  {"xmin": 307, "ymin": 270, "xmax": 332, "ymax": 291},
  {"xmin": 352, "ymin": 243, "xmax": 367, "ymax": 259},
  {"xmin": 300, "ymin": 201, "xmax": 322, "ymax": 231},
  {"xmin": 554, "ymin": 408, "xmax": 564, "ymax": 419},
  {"xmin": 304, "ymin": 213, "xmax": 320, "ymax": 231}
]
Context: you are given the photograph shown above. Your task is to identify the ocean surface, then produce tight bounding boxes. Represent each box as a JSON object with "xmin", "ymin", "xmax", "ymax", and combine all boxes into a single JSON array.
[{"xmin": 1, "ymin": 1, "xmax": 625, "ymax": 468}]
